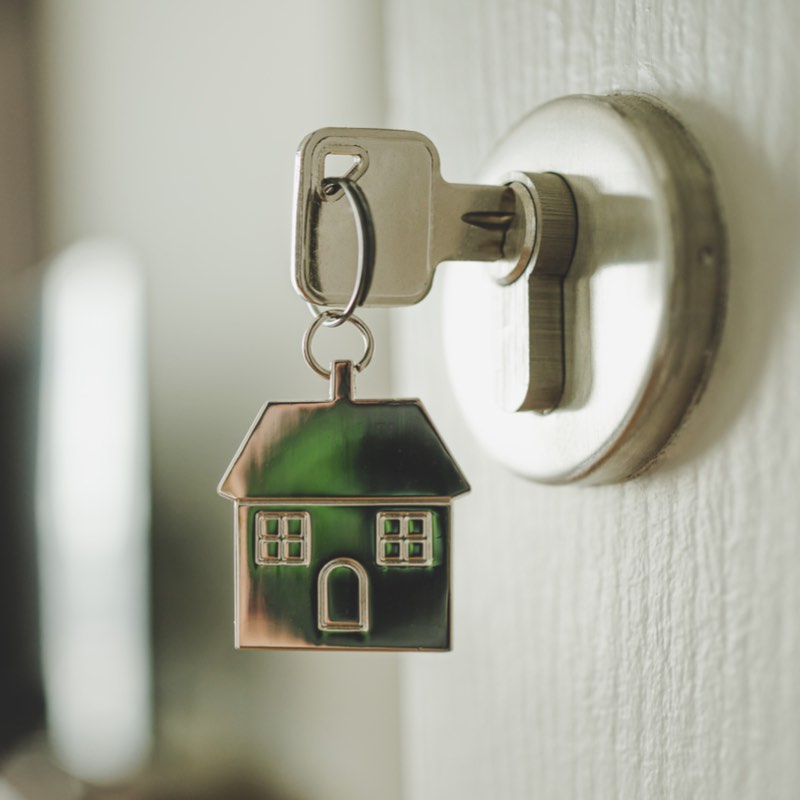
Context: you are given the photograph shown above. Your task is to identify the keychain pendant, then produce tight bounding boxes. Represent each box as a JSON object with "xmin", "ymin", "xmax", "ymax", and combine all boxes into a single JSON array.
[{"xmin": 218, "ymin": 360, "xmax": 470, "ymax": 651}]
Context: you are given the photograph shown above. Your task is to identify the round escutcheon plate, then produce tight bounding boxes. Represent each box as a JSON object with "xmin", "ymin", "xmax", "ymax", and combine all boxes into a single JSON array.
[{"xmin": 442, "ymin": 94, "xmax": 726, "ymax": 484}]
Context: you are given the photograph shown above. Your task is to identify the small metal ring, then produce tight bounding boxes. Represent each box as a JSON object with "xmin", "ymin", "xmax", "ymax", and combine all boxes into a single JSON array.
[
  {"xmin": 307, "ymin": 177, "xmax": 374, "ymax": 328},
  {"xmin": 302, "ymin": 311, "xmax": 375, "ymax": 379}
]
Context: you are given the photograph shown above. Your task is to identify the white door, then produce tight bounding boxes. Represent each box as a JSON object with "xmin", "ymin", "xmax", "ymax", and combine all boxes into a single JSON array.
[{"xmin": 386, "ymin": 2, "xmax": 800, "ymax": 798}]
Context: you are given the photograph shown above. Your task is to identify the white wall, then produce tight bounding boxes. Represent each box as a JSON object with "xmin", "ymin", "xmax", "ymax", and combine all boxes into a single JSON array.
[
  {"xmin": 387, "ymin": 1, "xmax": 800, "ymax": 798},
  {"xmin": 35, "ymin": 3, "xmax": 400, "ymax": 798}
]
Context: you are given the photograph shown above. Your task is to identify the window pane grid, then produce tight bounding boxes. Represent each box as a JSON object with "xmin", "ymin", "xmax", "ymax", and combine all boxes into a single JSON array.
[
  {"xmin": 376, "ymin": 511, "xmax": 433, "ymax": 567},
  {"xmin": 255, "ymin": 511, "xmax": 310, "ymax": 566}
]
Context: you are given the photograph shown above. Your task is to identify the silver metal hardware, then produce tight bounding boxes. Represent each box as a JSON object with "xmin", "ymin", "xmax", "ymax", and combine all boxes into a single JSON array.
[
  {"xmin": 290, "ymin": 93, "xmax": 725, "ymax": 485},
  {"xmin": 302, "ymin": 311, "xmax": 374, "ymax": 379},
  {"xmin": 218, "ymin": 360, "xmax": 470, "ymax": 651},
  {"xmin": 490, "ymin": 171, "xmax": 577, "ymax": 412},
  {"xmin": 444, "ymin": 93, "xmax": 726, "ymax": 483},
  {"xmin": 293, "ymin": 129, "xmax": 578, "ymax": 413},
  {"xmin": 293, "ymin": 128, "xmax": 524, "ymax": 307},
  {"xmin": 306, "ymin": 176, "xmax": 374, "ymax": 327}
]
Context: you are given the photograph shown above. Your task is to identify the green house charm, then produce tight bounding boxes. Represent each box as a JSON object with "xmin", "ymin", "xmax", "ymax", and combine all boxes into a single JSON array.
[{"xmin": 218, "ymin": 361, "xmax": 470, "ymax": 651}]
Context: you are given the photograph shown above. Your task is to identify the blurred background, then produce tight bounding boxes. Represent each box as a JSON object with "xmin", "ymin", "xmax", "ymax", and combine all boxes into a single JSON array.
[
  {"xmin": 0, "ymin": 2, "xmax": 398, "ymax": 798},
  {"xmin": 5, "ymin": 0, "xmax": 800, "ymax": 798}
]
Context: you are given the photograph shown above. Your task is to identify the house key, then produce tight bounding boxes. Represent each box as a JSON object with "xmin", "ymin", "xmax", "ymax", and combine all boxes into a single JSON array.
[
  {"xmin": 292, "ymin": 127, "xmax": 578, "ymax": 413},
  {"xmin": 293, "ymin": 128, "xmax": 525, "ymax": 307}
]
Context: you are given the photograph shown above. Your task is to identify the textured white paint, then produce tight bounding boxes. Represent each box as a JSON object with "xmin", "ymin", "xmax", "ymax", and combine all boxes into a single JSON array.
[{"xmin": 387, "ymin": 1, "xmax": 800, "ymax": 797}]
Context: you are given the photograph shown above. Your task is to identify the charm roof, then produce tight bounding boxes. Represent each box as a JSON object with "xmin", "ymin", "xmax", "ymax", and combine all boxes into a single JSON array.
[{"xmin": 218, "ymin": 362, "xmax": 470, "ymax": 501}]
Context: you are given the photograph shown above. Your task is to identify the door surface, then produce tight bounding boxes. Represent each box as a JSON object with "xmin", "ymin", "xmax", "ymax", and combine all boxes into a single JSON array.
[{"xmin": 386, "ymin": 1, "xmax": 800, "ymax": 798}]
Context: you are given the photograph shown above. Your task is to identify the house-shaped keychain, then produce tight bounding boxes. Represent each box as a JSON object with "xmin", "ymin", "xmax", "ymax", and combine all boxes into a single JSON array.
[{"xmin": 218, "ymin": 360, "xmax": 470, "ymax": 651}]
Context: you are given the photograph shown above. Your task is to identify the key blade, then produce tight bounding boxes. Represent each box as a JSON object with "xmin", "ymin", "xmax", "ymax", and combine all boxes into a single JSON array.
[{"xmin": 430, "ymin": 181, "xmax": 517, "ymax": 265}]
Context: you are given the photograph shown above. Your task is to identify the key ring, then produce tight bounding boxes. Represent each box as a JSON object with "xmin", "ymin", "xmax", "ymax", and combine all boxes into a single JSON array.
[
  {"xmin": 302, "ymin": 310, "xmax": 374, "ymax": 379},
  {"xmin": 307, "ymin": 176, "xmax": 374, "ymax": 328}
]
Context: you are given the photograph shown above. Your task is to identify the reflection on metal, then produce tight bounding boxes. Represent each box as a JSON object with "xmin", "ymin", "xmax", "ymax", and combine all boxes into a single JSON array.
[
  {"xmin": 302, "ymin": 311, "xmax": 374, "ymax": 378},
  {"xmin": 254, "ymin": 511, "xmax": 310, "ymax": 566},
  {"xmin": 218, "ymin": 361, "xmax": 470, "ymax": 651},
  {"xmin": 293, "ymin": 128, "xmax": 518, "ymax": 307},
  {"xmin": 317, "ymin": 558, "xmax": 370, "ymax": 633},
  {"xmin": 376, "ymin": 511, "xmax": 433, "ymax": 567},
  {"xmin": 305, "ymin": 177, "xmax": 374, "ymax": 327},
  {"xmin": 444, "ymin": 94, "xmax": 726, "ymax": 484},
  {"xmin": 293, "ymin": 129, "xmax": 579, "ymax": 415},
  {"xmin": 492, "ymin": 171, "xmax": 577, "ymax": 413},
  {"xmin": 293, "ymin": 95, "xmax": 725, "ymax": 484}
]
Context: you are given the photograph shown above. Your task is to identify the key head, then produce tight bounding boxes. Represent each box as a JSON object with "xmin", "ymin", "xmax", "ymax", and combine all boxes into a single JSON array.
[{"xmin": 293, "ymin": 128, "xmax": 441, "ymax": 307}]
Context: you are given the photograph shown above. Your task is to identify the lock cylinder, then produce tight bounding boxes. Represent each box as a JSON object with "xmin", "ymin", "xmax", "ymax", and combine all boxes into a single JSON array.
[
  {"xmin": 492, "ymin": 171, "xmax": 578, "ymax": 288},
  {"xmin": 491, "ymin": 172, "xmax": 578, "ymax": 414}
]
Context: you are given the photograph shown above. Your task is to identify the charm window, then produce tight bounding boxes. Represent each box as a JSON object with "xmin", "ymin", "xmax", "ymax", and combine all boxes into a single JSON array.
[
  {"xmin": 254, "ymin": 511, "xmax": 310, "ymax": 566},
  {"xmin": 376, "ymin": 511, "xmax": 433, "ymax": 567}
]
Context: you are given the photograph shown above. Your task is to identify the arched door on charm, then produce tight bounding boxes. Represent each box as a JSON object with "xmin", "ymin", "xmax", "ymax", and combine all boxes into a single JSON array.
[{"xmin": 317, "ymin": 558, "xmax": 370, "ymax": 633}]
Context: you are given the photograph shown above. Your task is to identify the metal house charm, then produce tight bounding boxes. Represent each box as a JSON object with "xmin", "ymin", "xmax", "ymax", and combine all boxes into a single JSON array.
[{"xmin": 218, "ymin": 361, "xmax": 470, "ymax": 651}]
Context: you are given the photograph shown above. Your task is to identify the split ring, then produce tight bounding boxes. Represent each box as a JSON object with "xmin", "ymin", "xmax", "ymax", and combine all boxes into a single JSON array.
[
  {"xmin": 302, "ymin": 311, "xmax": 374, "ymax": 379},
  {"xmin": 307, "ymin": 176, "xmax": 374, "ymax": 328}
]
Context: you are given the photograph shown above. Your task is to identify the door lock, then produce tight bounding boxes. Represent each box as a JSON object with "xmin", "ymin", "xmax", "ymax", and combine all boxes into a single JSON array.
[{"xmin": 290, "ymin": 93, "xmax": 726, "ymax": 484}]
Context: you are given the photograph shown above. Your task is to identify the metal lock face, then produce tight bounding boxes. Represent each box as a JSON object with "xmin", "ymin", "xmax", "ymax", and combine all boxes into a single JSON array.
[{"xmin": 444, "ymin": 94, "xmax": 726, "ymax": 483}]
